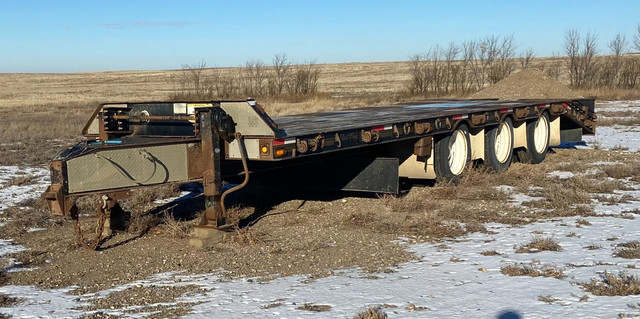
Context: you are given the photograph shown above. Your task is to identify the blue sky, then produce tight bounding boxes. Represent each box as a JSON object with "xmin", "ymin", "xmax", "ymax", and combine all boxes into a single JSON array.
[{"xmin": 1, "ymin": 0, "xmax": 639, "ymax": 73}]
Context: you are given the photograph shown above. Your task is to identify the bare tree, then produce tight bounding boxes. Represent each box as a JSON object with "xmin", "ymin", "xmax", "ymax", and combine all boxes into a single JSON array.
[
  {"xmin": 444, "ymin": 42, "xmax": 460, "ymax": 93},
  {"xmin": 519, "ymin": 48, "xmax": 535, "ymax": 69},
  {"xmin": 564, "ymin": 29, "xmax": 599, "ymax": 88},
  {"xmin": 634, "ymin": 23, "xmax": 640, "ymax": 52},
  {"xmin": 564, "ymin": 29, "xmax": 581, "ymax": 87},
  {"xmin": 241, "ymin": 59, "xmax": 268, "ymax": 97},
  {"xmin": 173, "ymin": 60, "xmax": 213, "ymax": 100},
  {"xmin": 408, "ymin": 54, "xmax": 428, "ymax": 94},
  {"xmin": 289, "ymin": 61, "xmax": 321, "ymax": 95},
  {"xmin": 488, "ymin": 34, "xmax": 517, "ymax": 84},
  {"xmin": 602, "ymin": 33, "xmax": 628, "ymax": 87},
  {"xmin": 427, "ymin": 45, "xmax": 443, "ymax": 93},
  {"xmin": 465, "ymin": 40, "xmax": 487, "ymax": 90},
  {"xmin": 271, "ymin": 53, "xmax": 291, "ymax": 95},
  {"xmin": 581, "ymin": 31, "xmax": 599, "ymax": 88}
]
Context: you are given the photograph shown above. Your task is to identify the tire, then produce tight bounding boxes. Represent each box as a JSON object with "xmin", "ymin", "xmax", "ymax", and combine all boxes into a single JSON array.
[
  {"xmin": 525, "ymin": 112, "xmax": 550, "ymax": 164},
  {"xmin": 434, "ymin": 123, "xmax": 471, "ymax": 183},
  {"xmin": 484, "ymin": 117, "xmax": 514, "ymax": 172}
]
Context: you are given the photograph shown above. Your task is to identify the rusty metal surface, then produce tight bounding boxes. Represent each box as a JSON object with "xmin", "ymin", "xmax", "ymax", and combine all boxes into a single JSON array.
[
  {"xmin": 199, "ymin": 110, "xmax": 225, "ymax": 227},
  {"xmin": 272, "ymin": 99, "xmax": 583, "ymax": 137}
]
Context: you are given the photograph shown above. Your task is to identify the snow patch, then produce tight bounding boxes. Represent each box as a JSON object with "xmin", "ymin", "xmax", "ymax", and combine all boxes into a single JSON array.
[
  {"xmin": 0, "ymin": 165, "xmax": 50, "ymax": 211},
  {"xmin": 547, "ymin": 171, "xmax": 575, "ymax": 179}
]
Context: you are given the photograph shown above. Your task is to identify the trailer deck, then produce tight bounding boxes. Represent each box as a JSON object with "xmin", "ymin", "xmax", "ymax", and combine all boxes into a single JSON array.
[
  {"xmin": 273, "ymin": 99, "xmax": 595, "ymax": 138},
  {"xmin": 42, "ymin": 98, "xmax": 597, "ymax": 249}
]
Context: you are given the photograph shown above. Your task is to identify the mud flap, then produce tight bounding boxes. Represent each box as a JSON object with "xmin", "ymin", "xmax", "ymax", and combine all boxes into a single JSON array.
[{"xmin": 256, "ymin": 157, "xmax": 400, "ymax": 194}]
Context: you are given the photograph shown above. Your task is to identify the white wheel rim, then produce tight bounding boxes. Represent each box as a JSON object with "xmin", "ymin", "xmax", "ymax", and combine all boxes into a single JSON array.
[
  {"xmin": 534, "ymin": 116, "xmax": 549, "ymax": 153},
  {"xmin": 448, "ymin": 129, "xmax": 468, "ymax": 175},
  {"xmin": 494, "ymin": 121, "xmax": 512, "ymax": 163}
]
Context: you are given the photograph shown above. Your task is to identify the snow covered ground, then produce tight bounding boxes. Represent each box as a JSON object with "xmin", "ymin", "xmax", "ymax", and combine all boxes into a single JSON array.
[
  {"xmin": 0, "ymin": 166, "xmax": 49, "ymax": 212},
  {"xmin": 1, "ymin": 101, "xmax": 639, "ymax": 318}
]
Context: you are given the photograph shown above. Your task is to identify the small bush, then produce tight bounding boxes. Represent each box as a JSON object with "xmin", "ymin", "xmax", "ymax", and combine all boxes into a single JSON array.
[
  {"xmin": 538, "ymin": 295, "xmax": 559, "ymax": 303},
  {"xmin": 232, "ymin": 226, "xmax": 265, "ymax": 245},
  {"xmin": 3, "ymin": 174, "xmax": 37, "ymax": 187},
  {"xmin": 580, "ymin": 272, "xmax": 640, "ymax": 296},
  {"xmin": 297, "ymin": 303, "xmax": 331, "ymax": 312},
  {"xmin": 614, "ymin": 241, "xmax": 640, "ymax": 259},
  {"xmin": 157, "ymin": 211, "xmax": 192, "ymax": 238},
  {"xmin": 0, "ymin": 293, "xmax": 21, "ymax": 307},
  {"xmin": 1, "ymin": 201, "xmax": 52, "ymax": 237},
  {"xmin": 501, "ymin": 262, "xmax": 565, "ymax": 279},
  {"xmin": 515, "ymin": 237, "xmax": 562, "ymax": 253},
  {"xmin": 576, "ymin": 218, "xmax": 591, "ymax": 226},
  {"xmin": 353, "ymin": 307, "xmax": 387, "ymax": 319}
]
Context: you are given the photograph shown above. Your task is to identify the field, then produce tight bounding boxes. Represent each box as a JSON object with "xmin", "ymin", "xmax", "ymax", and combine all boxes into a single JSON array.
[{"xmin": 1, "ymin": 62, "xmax": 640, "ymax": 318}]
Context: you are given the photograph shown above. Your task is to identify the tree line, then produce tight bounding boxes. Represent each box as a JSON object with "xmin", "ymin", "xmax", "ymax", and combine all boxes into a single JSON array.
[
  {"xmin": 409, "ymin": 24, "xmax": 640, "ymax": 95},
  {"xmin": 172, "ymin": 54, "xmax": 321, "ymax": 100},
  {"xmin": 174, "ymin": 24, "xmax": 640, "ymax": 100}
]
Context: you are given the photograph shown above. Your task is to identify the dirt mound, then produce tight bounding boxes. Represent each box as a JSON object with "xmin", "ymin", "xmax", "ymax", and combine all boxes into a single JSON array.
[{"xmin": 471, "ymin": 68, "xmax": 583, "ymax": 100}]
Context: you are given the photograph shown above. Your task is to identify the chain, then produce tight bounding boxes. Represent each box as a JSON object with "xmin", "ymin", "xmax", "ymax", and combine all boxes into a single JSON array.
[
  {"xmin": 70, "ymin": 196, "xmax": 110, "ymax": 250},
  {"xmin": 89, "ymin": 205, "xmax": 107, "ymax": 250},
  {"xmin": 70, "ymin": 206, "xmax": 85, "ymax": 248}
]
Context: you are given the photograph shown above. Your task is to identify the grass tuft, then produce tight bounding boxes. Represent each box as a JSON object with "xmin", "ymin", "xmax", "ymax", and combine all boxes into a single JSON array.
[
  {"xmin": 0, "ymin": 293, "xmax": 21, "ymax": 307},
  {"xmin": 580, "ymin": 272, "xmax": 640, "ymax": 296},
  {"xmin": 353, "ymin": 306, "xmax": 388, "ymax": 319},
  {"xmin": 501, "ymin": 262, "xmax": 565, "ymax": 279},
  {"xmin": 614, "ymin": 241, "xmax": 640, "ymax": 259},
  {"xmin": 515, "ymin": 237, "xmax": 562, "ymax": 253},
  {"xmin": 297, "ymin": 303, "xmax": 332, "ymax": 312},
  {"xmin": 538, "ymin": 295, "xmax": 559, "ymax": 303}
]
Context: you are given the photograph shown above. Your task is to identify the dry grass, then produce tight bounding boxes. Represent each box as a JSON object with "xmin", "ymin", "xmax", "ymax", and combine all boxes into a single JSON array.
[
  {"xmin": 343, "ymin": 148, "xmax": 631, "ymax": 240},
  {"xmin": 3, "ymin": 174, "xmax": 37, "ymax": 187},
  {"xmin": 122, "ymin": 185, "xmax": 182, "ymax": 214},
  {"xmin": 127, "ymin": 212, "xmax": 160, "ymax": 234},
  {"xmin": 515, "ymin": 237, "xmax": 562, "ymax": 253},
  {"xmin": 6, "ymin": 249, "xmax": 48, "ymax": 269},
  {"xmin": 480, "ymin": 250, "xmax": 501, "ymax": 256},
  {"xmin": 614, "ymin": 241, "xmax": 640, "ymax": 259},
  {"xmin": 297, "ymin": 303, "xmax": 332, "ymax": 312},
  {"xmin": 597, "ymin": 117, "xmax": 640, "ymax": 127},
  {"xmin": 597, "ymin": 112, "xmax": 640, "ymax": 127},
  {"xmin": 595, "ymin": 194, "xmax": 635, "ymax": 205},
  {"xmin": 576, "ymin": 218, "xmax": 592, "ymax": 226},
  {"xmin": 580, "ymin": 272, "xmax": 640, "ymax": 296},
  {"xmin": 0, "ymin": 294, "xmax": 20, "ymax": 319},
  {"xmin": 538, "ymin": 295, "xmax": 559, "ymax": 303},
  {"xmin": 501, "ymin": 262, "xmax": 565, "ymax": 279},
  {"xmin": 577, "ymin": 87, "xmax": 640, "ymax": 100},
  {"xmin": 600, "ymin": 163, "xmax": 640, "ymax": 181},
  {"xmin": 232, "ymin": 226, "xmax": 265, "ymax": 245},
  {"xmin": 0, "ymin": 101, "xmax": 93, "ymax": 166},
  {"xmin": 0, "ymin": 198, "xmax": 60, "ymax": 238},
  {"xmin": 156, "ymin": 211, "xmax": 193, "ymax": 239},
  {"xmin": 353, "ymin": 307, "xmax": 388, "ymax": 319},
  {"xmin": 84, "ymin": 285, "xmax": 206, "ymax": 309}
]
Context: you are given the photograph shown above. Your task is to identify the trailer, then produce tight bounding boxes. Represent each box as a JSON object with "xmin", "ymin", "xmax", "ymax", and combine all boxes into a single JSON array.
[{"xmin": 42, "ymin": 98, "xmax": 596, "ymax": 248}]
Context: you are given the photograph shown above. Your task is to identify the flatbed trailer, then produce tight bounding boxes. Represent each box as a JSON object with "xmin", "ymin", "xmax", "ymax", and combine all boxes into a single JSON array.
[{"xmin": 43, "ymin": 98, "xmax": 596, "ymax": 248}]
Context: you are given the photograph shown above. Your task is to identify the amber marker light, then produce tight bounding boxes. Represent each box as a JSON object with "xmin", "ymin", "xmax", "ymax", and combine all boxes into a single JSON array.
[{"xmin": 275, "ymin": 149, "xmax": 285, "ymax": 157}]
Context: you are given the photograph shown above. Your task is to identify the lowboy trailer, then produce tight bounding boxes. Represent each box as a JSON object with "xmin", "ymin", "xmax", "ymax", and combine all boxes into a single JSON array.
[{"xmin": 42, "ymin": 98, "xmax": 596, "ymax": 248}]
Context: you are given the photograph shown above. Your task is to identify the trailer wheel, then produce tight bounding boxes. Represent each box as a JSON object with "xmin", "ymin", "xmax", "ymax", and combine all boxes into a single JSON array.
[
  {"xmin": 434, "ymin": 123, "xmax": 471, "ymax": 182},
  {"xmin": 525, "ymin": 112, "xmax": 550, "ymax": 164},
  {"xmin": 484, "ymin": 117, "xmax": 514, "ymax": 172}
]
